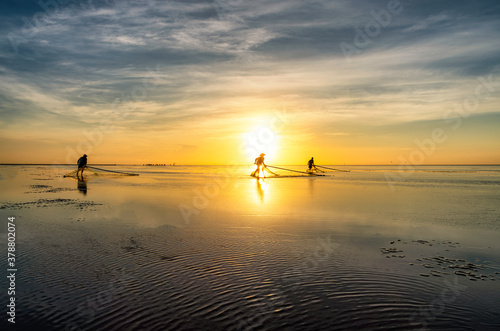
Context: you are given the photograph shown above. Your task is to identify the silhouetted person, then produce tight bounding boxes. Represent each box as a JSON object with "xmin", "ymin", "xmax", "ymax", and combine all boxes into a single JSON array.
[
  {"xmin": 253, "ymin": 153, "xmax": 266, "ymax": 178},
  {"xmin": 308, "ymin": 157, "xmax": 318, "ymax": 172},
  {"xmin": 77, "ymin": 154, "xmax": 87, "ymax": 177}
]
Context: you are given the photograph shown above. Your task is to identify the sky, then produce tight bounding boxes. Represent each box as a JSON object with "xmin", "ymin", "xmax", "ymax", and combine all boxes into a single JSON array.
[{"xmin": 0, "ymin": 0, "xmax": 499, "ymax": 165}]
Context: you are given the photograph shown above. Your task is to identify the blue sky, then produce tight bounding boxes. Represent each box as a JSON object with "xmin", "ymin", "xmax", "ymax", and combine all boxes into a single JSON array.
[{"xmin": 0, "ymin": 0, "xmax": 499, "ymax": 164}]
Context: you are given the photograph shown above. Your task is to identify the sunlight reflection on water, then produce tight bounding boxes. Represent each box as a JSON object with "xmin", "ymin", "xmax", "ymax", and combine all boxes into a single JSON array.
[{"xmin": 0, "ymin": 165, "xmax": 499, "ymax": 330}]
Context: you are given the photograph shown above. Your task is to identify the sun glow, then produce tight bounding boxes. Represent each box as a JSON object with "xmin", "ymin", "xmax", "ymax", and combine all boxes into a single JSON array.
[{"xmin": 242, "ymin": 124, "xmax": 280, "ymax": 164}]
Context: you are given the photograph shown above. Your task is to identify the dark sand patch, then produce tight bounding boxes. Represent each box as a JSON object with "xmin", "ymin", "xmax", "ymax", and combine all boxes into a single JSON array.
[
  {"xmin": 380, "ymin": 239, "xmax": 500, "ymax": 281},
  {"xmin": 0, "ymin": 198, "xmax": 102, "ymax": 210},
  {"xmin": 25, "ymin": 184, "xmax": 76, "ymax": 194}
]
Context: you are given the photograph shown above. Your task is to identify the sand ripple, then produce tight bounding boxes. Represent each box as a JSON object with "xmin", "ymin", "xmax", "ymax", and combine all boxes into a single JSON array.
[{"xmin": 6, "ymin": 225, "xmax": 499, "ymax": 331}]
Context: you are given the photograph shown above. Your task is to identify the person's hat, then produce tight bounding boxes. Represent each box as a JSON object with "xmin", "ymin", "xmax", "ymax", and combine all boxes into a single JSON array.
[
  {"xmin": 260, "ymin": 153, "xmax": 265, "ymax": 156},
  {"xmin": 83, "ymin": 154, "xmax": 87, "ymax": 157}
]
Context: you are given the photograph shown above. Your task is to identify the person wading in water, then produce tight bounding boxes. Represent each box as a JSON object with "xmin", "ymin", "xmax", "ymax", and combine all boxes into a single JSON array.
[
  {"xmin": 77, "ymin": 154, "xmax": 88, "ymax": 178},
  {"xmin": 308, "ymin": 157, "xmax": 318, "ymax": 172},
  {"xmin": 252, "ymin": 153, "xmax": 266, "ymax": 178}
]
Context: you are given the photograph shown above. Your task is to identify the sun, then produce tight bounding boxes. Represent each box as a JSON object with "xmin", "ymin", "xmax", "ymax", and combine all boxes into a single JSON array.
[{"xmin": 242, "ymin": 125, "xmax": 280, "ymax": 163}]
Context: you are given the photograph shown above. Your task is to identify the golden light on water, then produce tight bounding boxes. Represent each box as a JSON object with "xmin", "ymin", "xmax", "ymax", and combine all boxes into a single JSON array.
[{"xmin": 255, "ymin": 177, "xmax": 268, "ymax": 203}]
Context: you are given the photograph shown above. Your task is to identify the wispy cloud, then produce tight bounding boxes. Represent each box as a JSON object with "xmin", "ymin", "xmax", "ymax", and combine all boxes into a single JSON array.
[{"xmin": 0, "ymin": 0, "xmax": 499, "ymax": 163}]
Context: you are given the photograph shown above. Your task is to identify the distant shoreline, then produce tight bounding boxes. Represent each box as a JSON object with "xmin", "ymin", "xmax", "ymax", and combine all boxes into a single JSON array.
[
  {"xmin": 1, "ymin": 164, "xmax": 499, "ymax": 167},
  {"xmin": 0, "ymin": 164, "xmax": 117, "ymax": 166}
]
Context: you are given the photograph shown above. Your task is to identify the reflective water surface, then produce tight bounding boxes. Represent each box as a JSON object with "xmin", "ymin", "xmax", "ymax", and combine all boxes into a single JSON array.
[{"xmin": 0, "ymin": 165, "xmax": 499, "ymax": 330}]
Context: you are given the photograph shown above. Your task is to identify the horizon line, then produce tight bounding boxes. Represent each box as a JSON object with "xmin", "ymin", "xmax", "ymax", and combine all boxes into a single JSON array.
[{"xmin": 1, "ymin": 163, "xmax": 500, "ymax": 166}]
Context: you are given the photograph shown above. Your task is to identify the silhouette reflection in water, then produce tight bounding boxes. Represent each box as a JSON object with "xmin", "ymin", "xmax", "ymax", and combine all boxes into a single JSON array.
[
  {"xmin": 308, "ymin": 178, "xmax": 315, "ymax": 197},
  {"xmin": 256, "ymin": 178, "xmax": 266, "ymax": 203},
  {"xmin": 77, "ymin": 176, "xmax": 87, "ymax": 195}
]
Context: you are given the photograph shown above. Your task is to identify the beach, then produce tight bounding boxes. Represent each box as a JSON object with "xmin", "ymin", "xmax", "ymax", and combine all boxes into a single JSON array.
[{"xmin": 1, "ymin": 165, "xmax": 500, "ymax": 330}]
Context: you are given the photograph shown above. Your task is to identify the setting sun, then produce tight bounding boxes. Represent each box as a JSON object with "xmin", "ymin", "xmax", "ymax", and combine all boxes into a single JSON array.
[
  {"xmin": 1, "ymin": 1, "xmax": 500, "ymax": 330},
  {"xmin": 242, "ymin": 124, "xmax": 281, "ymax": 164}
]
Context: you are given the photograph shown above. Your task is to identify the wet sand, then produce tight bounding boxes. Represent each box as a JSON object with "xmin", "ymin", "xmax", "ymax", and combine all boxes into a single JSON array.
[{"xmin": 1, "ymin": 165, "xmax": 500, "ymax": 330}]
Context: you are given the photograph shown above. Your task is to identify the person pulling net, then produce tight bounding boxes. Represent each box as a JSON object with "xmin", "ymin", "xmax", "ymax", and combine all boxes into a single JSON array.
[
  {"xmin": 77, "ymin": 154, "xmax": 87, "ymax": 177},
  {"xmin": 307, "ymin": 157, "xmax": 324, "ymax": 173},
  {"xmin": 251, "ymin": 153, "xmax": 278, "ymax": 178},
  {"xmin": 250, "ymin": 153, "xmax": 325, "ymax": 178},
  {"xmin": 63, "ymin": 154, "xmax": 89, "ymax": 178},
  {"xmin": 64, "ymin": 154, "xmax": 139, "ymax": 178}
]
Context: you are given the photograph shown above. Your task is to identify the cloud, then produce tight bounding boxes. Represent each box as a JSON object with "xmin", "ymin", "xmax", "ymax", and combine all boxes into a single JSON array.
[
  {"xmin": 0, "ymin": 0, "xmax": 499, "ymax": 163},
  {"xmin": 402, "ymin": 12, "xmax": 454, "ymax": 32}
]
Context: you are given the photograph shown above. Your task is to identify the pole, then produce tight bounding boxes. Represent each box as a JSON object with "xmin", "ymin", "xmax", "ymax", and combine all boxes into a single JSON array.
[
  {"xmin": 316, "ymin": 165, "xmax": 350, "ymax": 172},
  {"xmin": 267, "ymin": 165, "xmax": 322, "ymax": 176},
  {"xmin": 264, "ymin": 166, "xmax": 279, "ymax": 176},
  {"xmin": 88, "ymin": 166, "xmax": 139, "ymax": 176}
]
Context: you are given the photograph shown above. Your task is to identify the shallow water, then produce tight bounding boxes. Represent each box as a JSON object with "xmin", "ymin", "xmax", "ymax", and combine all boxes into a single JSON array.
[{"xmin": 1, "ymin": 165, "xmax": 499, "ymax": 330}]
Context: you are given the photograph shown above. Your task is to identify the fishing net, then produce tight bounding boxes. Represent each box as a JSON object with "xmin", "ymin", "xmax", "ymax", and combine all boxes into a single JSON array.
[
  {"xmin": 63, "ymin": 166, "xmax": 139, "ymax": 178},
  {"xmin": 250, "ymin": 165, "xmax": 326, "ymax": 178},
  {"xmin": 315, "ymin": 165, "xmax": 350, "ymax": 172}
]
